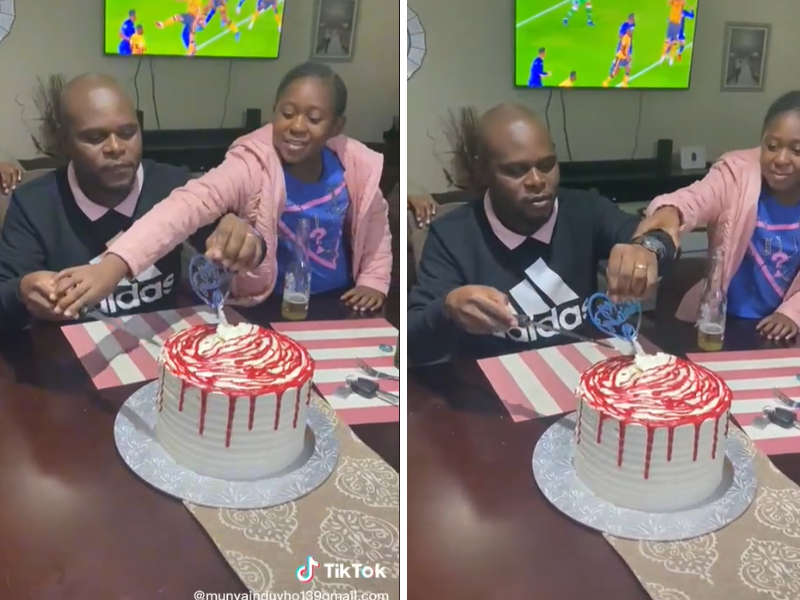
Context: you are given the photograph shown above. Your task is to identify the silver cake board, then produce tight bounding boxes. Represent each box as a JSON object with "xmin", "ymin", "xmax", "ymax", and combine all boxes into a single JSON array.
[
  {"xmin": 114, "ymin": 381, "xmax": 339, "ymax": 509},
  {"xmin": 532, "ymin": 413, "xmax": 758, "ymax": 541}
]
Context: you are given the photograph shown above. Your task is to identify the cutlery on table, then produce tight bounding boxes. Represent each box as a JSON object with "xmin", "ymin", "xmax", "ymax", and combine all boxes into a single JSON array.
[
  {"xmin": 754, "ymin": 405, "xmax": 800, "ymax": 430},
  {"xmin": 515, "ymin": 316, "xmax": 617, "ymax": 350},
  {"xmin": 346, "ymin": 376, "xmax": 399, "ymax": 406},
  {"xmin": 772, "ymin": 388, "xmax": 800, "ymax": 409},
  {"xmin": 356, "ymin": 358, "xmax": 399, "ymax": 381}
]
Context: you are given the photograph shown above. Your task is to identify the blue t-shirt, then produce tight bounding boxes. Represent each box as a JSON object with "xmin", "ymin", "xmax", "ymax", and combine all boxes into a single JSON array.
[
  {"xmin": 727, "ymin": 193, "xmax": 800, "ymax": 318},
  {"xmin": 119, "ymin": 19, "xmax": 135, "ymax": 55},
  {"xmin": 276, "ymin": 148, "xmax": 351, "ymax": 295},
  {"xmin": 528, "ymin": 57, "xmax": 546, "ymax": 87}
]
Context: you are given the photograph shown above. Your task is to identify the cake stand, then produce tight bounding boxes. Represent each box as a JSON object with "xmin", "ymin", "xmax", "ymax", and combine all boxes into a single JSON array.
[
  {"xmin": 114, "ymin": 381, "xmax": 339, "ymax": 509},
  {"xmin": 532, "ymin": 413, "xmax": 758, "ymax": 541}
]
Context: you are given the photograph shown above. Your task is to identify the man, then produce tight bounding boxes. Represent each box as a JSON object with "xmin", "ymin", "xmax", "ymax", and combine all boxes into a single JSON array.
[
  {"xmin": 559, "ymin": 71, "xmax": 577, "ymax": 87},
  {"xmin": 0, "ymin": 74, "xmax": 263, "ymax": 327},
  {"xmin": 563, "ymin": 0, "xmax": 594, "ymax": 26},
  {"xmin": 407, "ymin": 104, "xmax": 677, "ymax": 365},
  {"xmin": 528, "ymin": 48, "xmax": 549, "ymax": 88}
]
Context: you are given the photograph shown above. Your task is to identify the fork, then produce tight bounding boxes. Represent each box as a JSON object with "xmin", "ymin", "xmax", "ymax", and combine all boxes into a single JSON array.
[
  {"xmin": 772, "ymin": 388, "xmax": 800, "ymax": 409},
  {"xmin": 356, "ymin": 358, "xmax": 399, "ymax": 381}
]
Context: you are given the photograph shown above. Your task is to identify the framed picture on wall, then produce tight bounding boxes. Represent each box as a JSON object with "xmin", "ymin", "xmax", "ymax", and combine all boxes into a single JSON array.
[
  {"xmin": 310, "ymin": 0, "xmax": 360, "ymax": 62},
  {"xmin": 721, "ymin": 22, "xmax": 770, "ymax": 92}
]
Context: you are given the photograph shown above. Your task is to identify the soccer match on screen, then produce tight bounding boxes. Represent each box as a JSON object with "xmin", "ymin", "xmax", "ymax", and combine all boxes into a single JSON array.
[
  {"xmin": 515, "ymin": 0, "xmax": 698, "ymax": 89},
  {"xmin": 104, "ymin": 0, "xmax": 285, "ymax": 59}
]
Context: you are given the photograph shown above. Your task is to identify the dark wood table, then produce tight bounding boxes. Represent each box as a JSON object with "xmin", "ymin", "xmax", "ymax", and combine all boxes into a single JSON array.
[
  {"xmin": 408, "ymin": 316, "xmax": 800, "ymax": 600},
  {"xmin": 0, "ymin": 289, "xmax": 399, "ymax": 599}
]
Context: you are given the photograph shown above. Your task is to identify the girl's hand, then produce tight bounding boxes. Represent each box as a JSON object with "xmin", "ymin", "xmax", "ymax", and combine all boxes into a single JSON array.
[
  {"xmin": 407, "ymin": 196, "xmax": 436, "ymax": 228},
  {"xmin": 51, "ymin": 255, "xmax": 130, "ymax": 318},
  {"xmin": 757, "ymin": 313, "xmax": 799, "ymax": 342},
  {"xmin": 341, "ymin": 286, "xmax": 385, "ymax": 312},
  {"xmin": 205, "ymin": 214, "xmax": 265, "ymax": 272}
]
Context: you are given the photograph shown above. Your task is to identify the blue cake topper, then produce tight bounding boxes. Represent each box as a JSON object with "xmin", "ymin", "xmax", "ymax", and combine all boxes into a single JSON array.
[
  {"xmin": 587, "ymin": 293, "xmax": 642, "ymax": 342},
  {"xmin": 189, "ymin": 254, "xmax": 231, "ymax": 309}
]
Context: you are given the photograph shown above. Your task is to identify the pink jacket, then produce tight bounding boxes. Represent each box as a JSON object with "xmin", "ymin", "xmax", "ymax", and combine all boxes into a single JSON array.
[
  {"xmin": 108, "ymin": 125, "xmax": 392, "ymax": 305},
  {"xmin": 647, "ymin": 147, "xmax": 800, "ymax": 326}
]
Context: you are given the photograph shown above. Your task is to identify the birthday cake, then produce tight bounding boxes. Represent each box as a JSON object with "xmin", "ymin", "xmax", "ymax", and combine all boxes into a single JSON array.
[
  {"xmin": 573, "ymin": 353, "xmax": 732, "ymax": 512},
  {"xmin": 155, "ymin": 322, "xmax": 315, "ymax": 480}
]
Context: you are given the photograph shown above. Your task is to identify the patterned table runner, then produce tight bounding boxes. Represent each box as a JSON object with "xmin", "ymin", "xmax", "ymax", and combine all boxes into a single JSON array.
[
  {"xmin": 478, "ymin": 336, "xmax": 659, "ymax": 421},
  {"xmin": 689, "ymin": 348, "xmax": 800, "ymax": 455},
  {"xmin": 272, "ymin": 319, "xmax": 399, "ymax": 426},
  {"xmin": 607, "ymin": 434, "xmax": 800, "ymax": 600},
  {"xmin": 186, "ymin": 394, "xmax": 399, "ymax": 597}
]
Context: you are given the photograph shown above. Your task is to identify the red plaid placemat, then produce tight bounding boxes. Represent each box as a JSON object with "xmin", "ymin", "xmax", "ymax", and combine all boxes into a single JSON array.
[
  {"xmin": 688, "ymin": 348, "xmax": 800, "ymax": 455},
  {"xmin": 271, "ymin": 318, "xmax": 399, "ymax": 426},
  {"xmin": 478, "ymin": 336, "xmax": 659, "ymax": 421},
  {"xmin": 61, "ymin": 306, "xmax": 240, "ymax": 389}
]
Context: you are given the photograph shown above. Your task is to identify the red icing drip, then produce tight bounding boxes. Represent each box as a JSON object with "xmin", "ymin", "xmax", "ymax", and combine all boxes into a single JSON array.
[
  {"xmin": 576, "ymin": 403, "xmax": 584, "ymax": 445},
  {"xmin": 274, "ymin": 391, "xmax": 283, "ymax": 430},
  {"xmin": 711, "ymin": 416, "xmax": 720, "ymax": 459},
  {"xmin": 692, "ymin": 422, "xmax": 701, "ymax": 461},
  {"xmin": 724, "ymin": 413, "xmax": 730, "ymax": 436},
  {"xmin": 644, "ymin": 428, "xmax": 655, "ymax": 479},
  {"xmin": 667, "ymin": 427, "xmax": 675, "ymax": 462},
  {"xmin": 597, "ymin": 414, "xmax": 606, "ymax": 443},
  {"xmin": 248, "ymin": 396, "xmax": 256, "ymax": 430},
  {"xmin": 225, "ymin": 397, "xmax": 236, "ymax": 448},
  {"xmin": 199, "ymin": 390, "xmax": 209, "ymax": 435},
  {"xmin": 292, "ymin": 392, "xmax": 301, "ymax": 428},
  {"xmin": 617, "ymin": 423, "xmax": 626, "ymax": 467},
  {"xmin": 161, "ymin": 324, "xmax": 314, "ymax": 441}
]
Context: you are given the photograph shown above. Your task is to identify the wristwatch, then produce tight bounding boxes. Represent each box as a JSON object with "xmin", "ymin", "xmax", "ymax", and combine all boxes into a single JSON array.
[{"xmin": 632, "ymin": 230, "xmax": 677, "ymax": 261}]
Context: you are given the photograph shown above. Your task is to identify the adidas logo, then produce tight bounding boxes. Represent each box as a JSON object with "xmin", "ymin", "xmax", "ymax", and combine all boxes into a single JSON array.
[
  {"xmin": 90, "ymin": 255, "xmax": 175, "ymax": 315},
  {"xmin": 502, "ymin": 258, "xmax": 586, "ymax": 343}
]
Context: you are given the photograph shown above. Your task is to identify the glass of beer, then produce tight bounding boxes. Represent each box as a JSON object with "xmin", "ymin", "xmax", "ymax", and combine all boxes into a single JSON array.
[{"xmin": 697, "ymin": 247, "xmax": 726, "ymax": 352}]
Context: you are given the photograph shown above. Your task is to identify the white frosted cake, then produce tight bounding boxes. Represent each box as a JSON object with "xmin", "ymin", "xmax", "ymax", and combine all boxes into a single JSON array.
[
  {"xmin": 156, "ymin": 322, "xmax": 314, "ymax": 480},
  {"xmin": 574, "ymin": 352, "xmax": 732, "ymax": 512}
]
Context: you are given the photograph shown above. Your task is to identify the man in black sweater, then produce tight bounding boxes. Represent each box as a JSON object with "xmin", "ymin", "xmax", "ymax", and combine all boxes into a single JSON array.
[
  {"xmin": 0, "ymin": 74, "xmax": 264, "ymax": 327},
  {"xmin": 408, "ymin": 104, "xmax": 677, "ymax": 364}
]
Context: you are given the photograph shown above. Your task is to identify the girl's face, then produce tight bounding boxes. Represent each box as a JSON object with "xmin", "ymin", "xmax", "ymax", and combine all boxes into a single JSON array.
[
  {"xmin": 761, "ymin": 111, "xmax": 800, "ymax": 194},
  {"xmin": 272, "ymin": 77, "xmax": 345, "ymax": 164}
]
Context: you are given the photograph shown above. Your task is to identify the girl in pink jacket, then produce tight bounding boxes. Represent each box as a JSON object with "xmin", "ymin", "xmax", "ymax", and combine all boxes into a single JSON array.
[
  {"xmin": 52, "ymin": 62, "xmax": 392, "ymax": 316},
  {"xmin": 641, "ymin": 91, "xmax": 800, "ymax": 342}
]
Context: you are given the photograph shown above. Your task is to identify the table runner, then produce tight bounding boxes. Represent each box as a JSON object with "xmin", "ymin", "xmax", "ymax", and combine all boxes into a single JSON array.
[
  {"xmin": 689, "ymin": 348, "xmax": 800, "ymax": 455},
  {"xmin": 185, "ymin": 393, "xmax": 399, "ymax": 597},
  {"xmin": 607, "ymin": 431, "xmax": 800, "ymax": 600},
  {"xmin": 272, "ymin": 318, "xmax": 400, "ymax": 426},
  {"xmin": 478, "ymin": 336, "xmax": 659, "ymax": 421}
]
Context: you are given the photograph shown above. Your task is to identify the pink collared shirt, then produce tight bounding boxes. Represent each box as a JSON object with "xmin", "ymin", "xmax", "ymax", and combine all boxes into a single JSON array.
[
  {"xmin": 483, "ymin": 192, "xmax": 559, "ymax": 248},
  {"xmin": 67, "ymin": 162, "xmax": 144, "ymax": 220}
]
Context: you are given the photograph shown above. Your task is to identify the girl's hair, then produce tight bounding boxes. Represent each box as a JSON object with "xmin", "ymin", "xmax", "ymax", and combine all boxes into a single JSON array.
[
  {"xmin": 275, "ymin": 62, "xmax": 348, "ymax": 117},
  {"xmin": 764, "ymin": 91, "xmax": 800, "ymax": 131}
]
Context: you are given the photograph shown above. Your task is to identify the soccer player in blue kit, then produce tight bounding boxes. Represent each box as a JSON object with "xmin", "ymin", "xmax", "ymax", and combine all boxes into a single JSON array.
[
  {"xmin": 676, "ymin": 7, "xmax": 695, "ymax": 61},
  {"xmin": 528, "ymin": 48, "xmax": 550, "ymax": 88},
  {"xmin": 118, "ymin": 10, "xmax": 136, "ymax": 56}
]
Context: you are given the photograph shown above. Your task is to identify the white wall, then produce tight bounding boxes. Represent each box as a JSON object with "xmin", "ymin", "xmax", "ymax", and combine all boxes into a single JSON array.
[
  {"xmin": 0, "ymin": 0, "xmax": 400, "ymax": 160},
  {"xmin": 408, "ymin": 0, "xmax": 800, "ymax": 193}
]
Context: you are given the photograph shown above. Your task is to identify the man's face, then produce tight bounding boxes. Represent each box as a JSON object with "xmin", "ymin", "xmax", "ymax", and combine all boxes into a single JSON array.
[
  {"xmin": 64, "ymin": 87, "xmax": 142, "ymax": 196},
  {"xmin": 481, "ymin": 118, "xmax": 560, "ymax": 231}
]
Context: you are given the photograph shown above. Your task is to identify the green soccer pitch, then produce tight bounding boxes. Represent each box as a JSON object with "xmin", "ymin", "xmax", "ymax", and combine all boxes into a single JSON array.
[
  {"xmin": 515, "ymin": 0, "xmax": 697, "ymax": 89},
  {"xmin": 104, "ymin": 0, "xmax": 283, "ymax": 58}
]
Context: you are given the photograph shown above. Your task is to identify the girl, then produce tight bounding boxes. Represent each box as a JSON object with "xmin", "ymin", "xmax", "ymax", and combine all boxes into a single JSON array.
[
  {"xmin": 51, "ymin": 62, "xmax": 392, "ymax": 315},
  {"xmin": 639, "ymin": 91, "xmax": 800, "ymax": 341}
]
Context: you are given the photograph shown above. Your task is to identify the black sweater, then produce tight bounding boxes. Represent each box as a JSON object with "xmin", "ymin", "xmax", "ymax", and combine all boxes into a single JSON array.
[
  {"xmin": 408, "ymin": 189, "xmax": 643, "ymax": 364},
  {"xmin": 0, "ymin": 160, "xmax": 215, "ymax": 327}
]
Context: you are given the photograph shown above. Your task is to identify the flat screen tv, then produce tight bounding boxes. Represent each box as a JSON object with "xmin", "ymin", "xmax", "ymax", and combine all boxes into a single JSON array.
[
  {"xmin": 105, "ymin": 0, "xmax": 285, "ymax": 58},
  {"xmin": 515, "ymin": 0, "xmax": 698, "ymax": 89}
]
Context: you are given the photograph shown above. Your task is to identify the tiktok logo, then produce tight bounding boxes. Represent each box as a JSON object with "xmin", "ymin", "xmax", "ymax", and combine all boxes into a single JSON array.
[{"xmin": 296, "ymin": 556, "xmax": 319, "ymax": 583}]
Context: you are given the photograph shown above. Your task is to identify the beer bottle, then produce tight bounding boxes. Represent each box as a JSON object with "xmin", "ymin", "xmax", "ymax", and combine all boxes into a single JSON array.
[
  {"xmin": 697, "ymin": 246, "xmax": 726, "ymax": 352},
  {"xmin": 281, "ymin": 218, "xmax": 312, "ymax": 321}
]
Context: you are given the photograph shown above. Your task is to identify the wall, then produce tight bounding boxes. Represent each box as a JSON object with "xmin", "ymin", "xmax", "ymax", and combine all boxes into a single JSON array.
[
  {"xmin": 408, "ymin": 0, "xmax": 800, "ymax": 193},
  {"xmin": 0, "ymin": 0, "xmax": 400, "ymax": 160}
]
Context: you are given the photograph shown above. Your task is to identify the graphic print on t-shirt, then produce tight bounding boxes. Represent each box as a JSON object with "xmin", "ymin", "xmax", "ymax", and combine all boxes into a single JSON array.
[
  {"xmin": 497, "ymin": 257, "xmax": 587, "ymax": 342},
  {"xmin": 728, "ymin": 195, "xmax": 800, "ymax": 319},
  {"xmin": 89, "ymin": 254, "xmax": 175, "ymax": 315},
  {"xmin": 277, "ymin": 148, "xmax": 351, "ymax": 294}
]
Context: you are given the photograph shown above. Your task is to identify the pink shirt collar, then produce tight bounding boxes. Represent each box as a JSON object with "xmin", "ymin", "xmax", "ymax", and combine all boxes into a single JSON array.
[
  {"xmin": 483, "ymin": 192, "xmax": 559, "ymax": 248},
  {"xmin": 67, "ymin": 162, "xmax": 144, "ymax": 221}
]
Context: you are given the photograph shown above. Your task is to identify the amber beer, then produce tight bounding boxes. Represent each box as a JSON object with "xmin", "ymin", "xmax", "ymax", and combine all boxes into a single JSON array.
[
  {"xmin": 281, "ymin": 292, "xmax": 309, "ymax": 321},
  {"xmin": 697, "ymin": 322, "xmax": 724, "ymax": 352}
]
